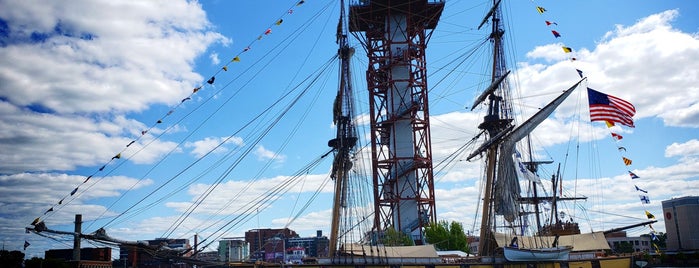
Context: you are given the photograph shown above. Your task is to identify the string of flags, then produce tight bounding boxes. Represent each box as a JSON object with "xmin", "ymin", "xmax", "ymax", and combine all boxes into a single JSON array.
[
  {"xmin": 580, "ymin": 45, "xmax": 662, "ymax": 254},
  {"xmin": 527, "ymin": 1, "xmax": 660, "ymax": 252},
  {"xmin": 528, "ymin": 0, "xmax": 648, "ymax": 208},
  {"xmin": 26, "ymin": 0, "xmax": 309, "ymax": 242},
  {"xmin": 531, "ymin": 3, "xmax": 576, "ymax": 60}
]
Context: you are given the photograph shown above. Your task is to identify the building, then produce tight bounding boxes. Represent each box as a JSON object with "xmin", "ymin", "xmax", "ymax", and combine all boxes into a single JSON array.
[
  {"xmin": 193, "ymin": 251, "xmax": 219, "ymax": 262},
  {"xmin": 286, "ymin": 230, "xmax": 329, "ymax": 258},
  {"xmin": 218, "ymin": 238, "xmax": 249, "ymax": 262},
  {"xmin": 605, "ymin": 231, "xmax": 652, "ymax": 253},
  {"xmin": 44, "ymin": 247, "xmax": 112, "ymax": 268},
  {"xmin": 244, "ymin": 228, "xmax": 298, "ymax": 262},
  {"xmin": 663, "ymin": 196, "xmax": 699, "ymax": 252},
  {"xmin": 119, "ymin": 238, "xmax": 191, "ymax": 268}
]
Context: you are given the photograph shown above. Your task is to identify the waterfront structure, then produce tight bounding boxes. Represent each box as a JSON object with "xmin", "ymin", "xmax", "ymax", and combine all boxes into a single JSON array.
[
  {"xmin": 662, "ymin": 195, "xmax": 699, "ymax": 252},
  {"xmin": 286, "ymin": 230, "xmax": 329, "ymax": 258},
  {"xmin": 348, "ymin": 0, "xmax": 444, "ymax": 244},
  {"xmin": 194, "ymin": 251, "xmax": 219, "ymax": 262},
  {"xmin": 218, "ymin": 238, "xmax": 249, "ymax": 262},
  {"xmin": 45, "ymin": 247, "xmax": 112, "ymax": 268},
  {"xmin": 244, "ymin": 228, "xmax": 298, "ymax": 262},
  {"xmin": 605, "ymin": 232, "xmax": 652, "ymax": 253},
  {"xmin": 119, "ymin": 238, "xmax": 191, "ymax": 268}
]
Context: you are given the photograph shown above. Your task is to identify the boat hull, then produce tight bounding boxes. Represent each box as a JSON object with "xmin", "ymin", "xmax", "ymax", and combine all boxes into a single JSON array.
[{"xmin": 503, "ymin": 246, "xmax": 573, "ymax": 262}]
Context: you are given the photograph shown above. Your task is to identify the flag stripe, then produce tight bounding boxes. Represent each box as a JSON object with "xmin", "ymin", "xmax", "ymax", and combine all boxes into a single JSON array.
[{"xmin": 588, "ymin": 87, "xmax": 636, "ymax": 127}]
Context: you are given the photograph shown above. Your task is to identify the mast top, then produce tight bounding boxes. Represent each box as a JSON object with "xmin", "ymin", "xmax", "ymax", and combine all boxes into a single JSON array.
[{"xmin": 349, "ymin": 0, "xmax": 445, "ymax": 33}]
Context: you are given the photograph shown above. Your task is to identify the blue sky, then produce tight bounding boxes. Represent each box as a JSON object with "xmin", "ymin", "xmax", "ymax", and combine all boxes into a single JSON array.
[{"xmin": 1, "ymin": 0, "xmax": 698, "ymax": 259}]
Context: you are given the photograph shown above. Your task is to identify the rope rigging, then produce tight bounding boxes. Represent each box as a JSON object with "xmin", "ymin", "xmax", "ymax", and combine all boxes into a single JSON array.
[{"xmin": 26, "ymin": 2, "xmax": 350, "ymax": 260}]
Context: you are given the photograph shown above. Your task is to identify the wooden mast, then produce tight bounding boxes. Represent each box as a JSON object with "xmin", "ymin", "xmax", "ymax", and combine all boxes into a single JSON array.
[
  {"xmin": 328, "ymin": 0, "xmax": 356, "ymax": 257},
  {"xmin": 475, "ymin": 0, "xmax": 513, "ymax": 257}
]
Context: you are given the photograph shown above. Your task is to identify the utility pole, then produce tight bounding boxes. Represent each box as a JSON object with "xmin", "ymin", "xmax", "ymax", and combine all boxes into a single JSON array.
[{"xmin": 73, "ymin": 214, "xmax": 82, "ymax": 262}]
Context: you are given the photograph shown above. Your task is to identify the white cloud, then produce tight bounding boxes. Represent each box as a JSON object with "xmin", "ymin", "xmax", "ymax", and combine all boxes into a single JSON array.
[
  {"xmin": 665, "ymin": 139, "xmax": 699, "ymax": 158},
  {"xmin": 254, "ymin": 145, "xmax": 287, "ymax": 163},
  {"xmin": 0, "ymin": 0, "xmax": 231, "ymax": 173},
  {"xmin": 427, "ymin": 9, "xmax": 699, "ymax": 237},
  {"xmin": 0, "ymin": 0, "xmax": 230, "ymax": 255},
  {"xmin": 0, "ymin": 173, "xmax": 151, "ymax": 256},
  {"xmin": 209, "ymin": 52, "xmax": 220, "ymax": 65},
  {"xmin": 2, "ymin": 1, "xmax": 698, "ymax": 257},
  {"xmin": 0, "ymin": 0, "xmax": 230, "ymax": 114},
  {"xmin": 165, "ymin": 173, "xmax": 332, "ymax": 216},
  {"xmin": 184, "ymin": 136, "xmax": 244, "ymax": 158},
  {"xmin": 520, "ymin": 10, "xmax": 699, "ymax": 127},
  {"xmin": 271, "ymin": 209, "xmax": 332, "ymax": 234}
]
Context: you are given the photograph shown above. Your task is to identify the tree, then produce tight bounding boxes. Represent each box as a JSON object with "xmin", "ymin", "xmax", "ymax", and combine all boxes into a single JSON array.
[
  {"xmin": 424, "ymin": 220, "xmax": 471, "ymax": 254},
  {"xmin": 615, "ymin": 241, "xmax": 634, "ymax": 254},
  {"xmin": 382, "ymin": 227, "xmax": 414, "ymax": 246}
]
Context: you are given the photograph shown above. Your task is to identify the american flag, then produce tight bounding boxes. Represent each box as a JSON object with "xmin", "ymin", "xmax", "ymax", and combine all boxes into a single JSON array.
[{"xmin": 587, "ymin": 87, "xmax": 636, "ymax": 127}]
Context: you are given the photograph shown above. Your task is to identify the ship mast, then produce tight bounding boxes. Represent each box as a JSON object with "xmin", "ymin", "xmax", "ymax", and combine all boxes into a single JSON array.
[
  {"xmin": 349, "ymin": 0, "xmax": 444, "ymax": 245},
  {"xmin": 328, "ymin": 0, "xmax": 357, "ymax": 256},
  {"xmin": 474, "ymin": 0, "xmax": 514, "ymax": 257}
]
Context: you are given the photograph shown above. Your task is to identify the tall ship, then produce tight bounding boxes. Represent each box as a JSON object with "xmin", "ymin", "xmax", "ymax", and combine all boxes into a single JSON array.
[{"xmin": 25, "ymin": 1, "xmax": 651, "ymax": 267}]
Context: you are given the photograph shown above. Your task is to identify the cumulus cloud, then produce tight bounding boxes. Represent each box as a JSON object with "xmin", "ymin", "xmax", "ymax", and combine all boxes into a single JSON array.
[
  {"xmin": 166, "ymin": 173, "xmax": 331, "ymax": 216},
  {"xmin": 428, "ymin": 9, "xmax": 699, "ymax": 236},
  {"xmin": 0, "ymin": 0, "xmax": 230, "ymax": 174},
  {"xmin": 2, "ymin": 0, "xmax": 698, "ymax": 257},
  {"xmin": 209, "ymin": 52, "xmax": 221, "ymax": 65},
  {"xmin": 520, "ymin": 10, "xmax": 699, "ymax": 128},
  {"xmin": 665, "ymin": 139, "xmax": 699, "ymax": 158},
  {"xmin": 184, "ymin": 136, "xmax": 244, "ymax": 158},
  {"xmin": 0, "ymin": 173, "xmax": 151, "ymax": 256},
  {"xmin": 254, "ymin": 145, "xmax": 287, "ymax": 163},
  {"xmin": 0, "ymin": 0, "xmax": 229, "ymax": 255}
]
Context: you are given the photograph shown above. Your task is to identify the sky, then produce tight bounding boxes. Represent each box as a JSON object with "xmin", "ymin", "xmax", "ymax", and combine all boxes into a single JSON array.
[{"xmin": 1, "ymin": 0, "xmax": 698, "ymax": 259}]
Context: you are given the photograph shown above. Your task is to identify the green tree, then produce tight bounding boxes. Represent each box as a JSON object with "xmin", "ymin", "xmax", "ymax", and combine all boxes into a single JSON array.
[
  {"xmin": 424, "ymin": 220, "xmax": 471, "ymax": 254},
  {"xmin": 382, "ymin": 227, "xmax": 414, "ymax": 246},
  {"xmin": 615, "ymin": 241, "xmax": 634, "ymax": 254}
]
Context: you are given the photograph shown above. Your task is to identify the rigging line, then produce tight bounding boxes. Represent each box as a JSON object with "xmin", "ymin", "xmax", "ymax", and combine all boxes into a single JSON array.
[
  {"xmin": 224, "ymin": 0, "xmax": 322, "ymax": 72},
  {"xmin": 86, "ymin": 7, "xmax": 334, "ymax": 229},
  {"xmin": 43, "ymin": 1, "xmax": 323, "ymax": 224},
  {"xmin": 166, "ymin": 56, "xmax": 338, "ymax": 237},
  {"xmin": 162, "ymin": 57, "xmax": 337, "ymax": 238},
  {"xmin": 197, "ymin": 150, "xmax": 332, "ymax": 250},
  {"xmin": 223, "ymin": 1, "xmax": 334, "ymax": 90},
  {"xmin": 199, "ymin": 152, "xmax": 324, "ymax": 243},
  {"xmin": 283, "ymin": 172, "xmax": 333, "ymax": 229},
  {"xmin": 100, "ymin": 0, "xmax": 338, "ymax": 226},
  {"xmin": 161, "ymin": 10, "xmax": 338, "ymax": 237},
  {"xmin": 275, "ymin": 77, "xmax": 332, "ymax": 227},
  {"xmin": 172, "ymin": 70, "xmax": 331, "ymax": 239},
  {"xmin": 84, "ymin": 85, "xmax": 234, "ymax": 229},
  {"xmin": 242, "ymin": 3, "xmax": 337, "ymax": 226},
  {"xmin": 108, "ymin": 56, "xmax": 335, "ymax": 232},
  {"xmin": 428, "ymin": 38, "xmax": 489, "ymax": 93},
  {"xmin": 428, "ymin": 43, "xmax": 488, "ymax": 107},
  {"xmin": 168, "ymin": 63, "xmax": 337, "ymax": 240},
  {"xmin": 204, "ymin": 0, "xmax": 316, "ymax": 81},
  {"xmin": 432, "ymin": 132, "xmax": 481, "ymax": 183}
]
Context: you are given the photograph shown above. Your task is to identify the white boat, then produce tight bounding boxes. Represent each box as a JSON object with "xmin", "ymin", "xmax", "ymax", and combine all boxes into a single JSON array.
[{"xmin": 503, "ymin": 245, "xmax": 573, "ymax": 262}]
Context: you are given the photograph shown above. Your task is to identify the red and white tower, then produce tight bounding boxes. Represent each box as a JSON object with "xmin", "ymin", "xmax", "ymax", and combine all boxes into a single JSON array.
[{"xmin": 349, "ymin": 0, "xmax": 444, "ymax": 244}]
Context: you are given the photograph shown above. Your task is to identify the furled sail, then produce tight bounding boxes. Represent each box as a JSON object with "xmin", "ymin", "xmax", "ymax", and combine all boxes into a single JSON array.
[{"xmin": 494, "ymin": 78, "xmax": 586, "ymax": 222}]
